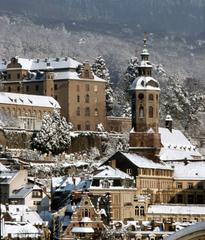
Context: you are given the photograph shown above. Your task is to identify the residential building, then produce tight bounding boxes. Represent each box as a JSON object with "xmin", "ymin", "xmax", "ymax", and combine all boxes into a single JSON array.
[{"xmin": 0, "ymin": 57, "xmax": 106, "ymax": 131}]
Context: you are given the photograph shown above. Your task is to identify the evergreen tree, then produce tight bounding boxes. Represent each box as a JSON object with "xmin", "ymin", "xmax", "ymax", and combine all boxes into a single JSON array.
[
  {"xmin": 123, "ymin": 56, "xmax": 139, "ymax": 100},
  {"xmin": 32, "ymin": 109, "xmax": 72, "ymax": 155},
  {"xmin": 92, "ymin": 56, "xmax": 114, "ymax": 114}
]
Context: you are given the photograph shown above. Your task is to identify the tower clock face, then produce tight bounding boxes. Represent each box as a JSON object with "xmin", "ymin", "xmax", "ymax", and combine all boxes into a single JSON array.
[{"xmin": 138, "ymin": 93, "xmax": 144, "ymax": 100}]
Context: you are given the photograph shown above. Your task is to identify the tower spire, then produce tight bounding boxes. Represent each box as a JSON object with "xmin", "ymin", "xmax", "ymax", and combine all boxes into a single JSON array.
[{"xmin": 143, "ymin": 32, "xmax": 147, "ymax": 48}]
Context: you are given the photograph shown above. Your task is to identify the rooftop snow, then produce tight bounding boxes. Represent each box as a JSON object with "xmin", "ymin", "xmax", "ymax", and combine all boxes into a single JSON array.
[
  {"xmin": 71, "ymin": 227, "xmax": 94, "ymax": 233},
  {"xmin": 172, "ymin": 161, "xmax": 205, "ymax": 180},
  {"xmin": 94, "ymin": 165, "xmax": 133, "ymax": 179},
  {"xmin": 148, "ymin": 204, "xmax": 205, "ymax": 215},
  {"xmin": 130, "ymin": 76, "xmax": 160, "ymax": 91},
  {"xmin": 159, "ymin": 127, "xmax": 202, "ymax": 160},
  {"xmin": 0, "ymin": 171, "xmax": 18, "ymax": 184},
  {"xmin": 0, "ymin": 92, "xmax": 60, "ymax": 108},
  {"xmin": 121, "ymin": 152, "xmax": 172, "ymax": 170},
  {"xmin": 9, "ymin": 185, "xmax": 33, "ymax": 199},
  {"xmin": 8, "ymin": 57, "xmax": 81, "ymax": 71},
  {"xmin": 0, "ymin": 163, "xmax": 10, "ymax": 172}
]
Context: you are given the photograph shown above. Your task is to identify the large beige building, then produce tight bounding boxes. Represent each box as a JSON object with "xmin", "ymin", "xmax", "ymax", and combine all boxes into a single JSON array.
[{"xmin": 0, "ymin": 57, "xmax": 106, "ymax": 131}]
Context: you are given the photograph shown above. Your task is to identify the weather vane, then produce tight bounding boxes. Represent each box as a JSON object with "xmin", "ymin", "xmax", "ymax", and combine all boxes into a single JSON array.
[{"xmin": 144, "ymin": 32, "xmax": 147, "ymax": 47}]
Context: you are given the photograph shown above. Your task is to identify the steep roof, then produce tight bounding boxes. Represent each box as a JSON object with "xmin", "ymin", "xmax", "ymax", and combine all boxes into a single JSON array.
[
  {"xmin": 159, "ymin": 127, "xmax": 202, "ymax": 161},
  {"xmin": 130, "ymin": 76, "xmax": 160, "ymax": 91},
  {"xmin": 0, "ymin": 92, "xmax": 60, "ymax": 108},
  {"xmin": 120, "ymin": 152, "xmax": 172, "ymax": 170},
  {"xmin": 93, "ymin": 165, "xmax": 133, "ymax": 179}
]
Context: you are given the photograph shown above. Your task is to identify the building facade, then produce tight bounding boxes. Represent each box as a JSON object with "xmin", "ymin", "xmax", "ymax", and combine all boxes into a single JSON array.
[{"xmin": 0, "ymin": 57, "xmax": 106, "ymax": 131}]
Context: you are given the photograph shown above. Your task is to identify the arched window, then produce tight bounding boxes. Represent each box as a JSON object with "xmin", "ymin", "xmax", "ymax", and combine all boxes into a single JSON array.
[
  {"xmin": 135, "ymin": 206, "xmax": 139, "ymax": 216},
  {"xmin": 83, "ymin": 208, "xmax": 90, "ymax": 217},
  {"xmin": 138, "ymin": 93, "xmax": 144, "ymax": 100},
  {"xmin": 149, "ymin": 106, "xmax": 154, "ymax": 118},
  {"xmin": 94, "ymin": 108, "xmax": 98, "ymax": 116},
  {"xmin": 76, "ymin": 107, "xmax": 80, "ymax": 116},
  {"xmin": 139, "ymin": 106, "xmax": 144, "ymax": 118},
  {"xmin": 140, "ymin": 206, "xmax": 145, "ymax": 216},
  {"xmin": 85, "ymin": 94, "xmax": 89, "ymax": 103},
  {"xmin": 149, "ymin": 94, "xmax": 154, "ymax": 101},
  {"xmin": 85, "ymin": 107, "xmax": 90, "ymax": 116}
]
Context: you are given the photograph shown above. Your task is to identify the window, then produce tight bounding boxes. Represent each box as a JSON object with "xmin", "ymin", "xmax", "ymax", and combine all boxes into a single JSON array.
[
  {"xmin": 8, "ymin": 74, "xmax": 11, "ymax": 79},
  {"xmin": 176, "ymin": 182, "xmax": 182, "ymax": 189},
  {"xmin": 17, "ymin": 86, "xmax": 20, "ymax": 92},
  {"xmin": 85, "ymin": 84, "xmax": 90, "ymax": 91},
  {"xmin": 139, "ymin": 106, "xmax": 144, "ymax": 118},
  {"xmin": 149, "ymin": 106, "xmax": 154, "ymax": 118},
  {"xmin": 17, "ymin": 73, "xmax": 20, "ymax": 79},
  {"xmin": 140, "ymin": 206, "xmax": 145, "ymax": 216},
  {"xmin": 126, "ymin": 168, "xmax": 132, "ymax": 175},
  {"xmin": 188, "ymin": 182, "xmax": 193, "ymax": 189},
  {"xmin": 149, "ymin": 94, "xmax": 154, "ymax": 101},
  {"xmin": 77, "ymin": 124, "xmax": 81, "ymax": 130},
  {"xmin": 94, "ymin": 85, "xmax": 98, "ymax": 92},
  {"xmin": 32, "ymin": 190, "xmax": 42, "ymax": 198},
  {"xmin": 196, "ymin": 195, "xmax": 204, "ymax": 204},
  {"xmin": 82, "ymin": 208, "xmax": 90, "ymax": 217},
  {"xmin": 188, "ymin": 194, "xmax": 194, "ymax": 204},
  {"xmin": 94, "ymin": 108, "xmax": 98, "ymax": 116},
  {"xmin": 85, "ymin": 107, "xmax": 90, "ymax": 116},
  {"xmin": 33, "ymin": 201, "xmax": 40, "ymax": 205},
  {"xmin": 54, "ymin": 84, "xmax": 58, "ymax": 90},
  {"xmin": 77, "ymin": 95, "xmax": 80, "ymax": 103},
  {"xmin": 177, "ymin": 194, "xmax": 183, "ymax": 203},
  {"xmin": 8, "ymin": 86, "xmax": 11, "ymax": 92},
  {"xmin": 76, "ymin": 107, "xmax": 80, "ymax": 116},
  {"xmin": 135, "ymin": 206, "xmax": 139, "ymax": 216},
  {"xmin": 26, "ymin": 86, "xmax": 29, "ymax": 92},
  {"xmin": 138, "ymin": 93, "xmax": 144, "ymax": 100},
  {"xmin": 85, "ymin": 94, "xmax": 90, "ymax": 103},
  {"xmin": 102, "ymin": 180, "xmax": 110, "ymax": 188},
  {"xmin": 35, "ymin": 85, "xmax": 39, "ymax": 91}
]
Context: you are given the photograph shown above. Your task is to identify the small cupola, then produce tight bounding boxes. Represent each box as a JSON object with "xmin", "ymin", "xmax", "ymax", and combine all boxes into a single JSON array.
[{"xmin": 165, "ymin": 114, "xmax": 173, "ymax": 132}]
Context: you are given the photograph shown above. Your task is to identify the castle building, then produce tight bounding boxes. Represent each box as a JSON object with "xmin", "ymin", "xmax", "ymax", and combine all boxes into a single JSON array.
[
  {"xmin": 0, "ymin": 91, "xmax": 60, "ymax": 130},
  {"xmin": 0, "ymin": 57, "xmax": 106, "ymax": 131}
]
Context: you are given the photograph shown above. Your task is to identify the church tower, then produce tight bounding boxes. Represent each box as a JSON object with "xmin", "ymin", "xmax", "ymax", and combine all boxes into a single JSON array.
[{"xmin": 129, "ymin": 34, "xmax": 161, "ymax": 161}]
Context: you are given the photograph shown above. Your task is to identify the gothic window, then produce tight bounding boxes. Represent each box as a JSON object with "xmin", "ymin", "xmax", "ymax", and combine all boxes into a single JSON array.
[
  {"xmin": 85, "ymin": 94, "xmax": 90, "ymax": 103},
  {"xmin": 139, "ymin": 106, "xmax": 144, "ymax": 118},
  {"xmin": 85, "ymin": 107, "xmax": 90, "ymax": 116},
  {"xmin": 135, "ymin": 206, "xmax": 139, "ymax": 216},
  {"xmin": 149, "ymin": 106, "xmax": 154, "ymax": 118},
  {"xmin": 82, "ymin": 208, "xmax": 90, "ymax": 217},
  {"xmin": 76, "ymin": 107, "xmax": 80, "ymax": 116},
  {"xmin": 140, "ymin": 206, "xmax": 145, "ymax": 216},
  {"xmin": 149, "ymin": 94, "xmax": 154, "ymax": 101}
]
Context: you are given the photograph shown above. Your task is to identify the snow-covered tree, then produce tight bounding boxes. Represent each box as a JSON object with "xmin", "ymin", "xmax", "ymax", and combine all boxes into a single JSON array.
[
  {"xmin": 92, "ymin": 56, "xmax": 114, "ymax": 114},
  {"xmin": 31, "ymin": 109, "xmax": 73, "ymax": 155},
  {"xmin": 123, "ymin": 56, "xmax": 139, "ymax": 100}
]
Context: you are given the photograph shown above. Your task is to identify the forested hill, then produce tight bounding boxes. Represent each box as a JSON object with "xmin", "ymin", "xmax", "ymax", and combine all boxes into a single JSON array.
[{"xmin": 0, "ymin": 0, "xmax": 204, "ymax": 37}]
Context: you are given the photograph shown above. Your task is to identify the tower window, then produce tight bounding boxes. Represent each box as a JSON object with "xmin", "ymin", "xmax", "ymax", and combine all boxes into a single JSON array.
[
  {"xmin": 76, "ymin": 107, "xmax": 80, "ymax": 116},
  {"xmin": 149, "ymin": 94, "xmax": 154, "ymax": 101},
  {"xmin": 85, "ymin": 107, "xmax": 90, "ymax": 116},
  {"xmin": 149, "ymin": 106, "xmax": 154, "ymax": 118},
  {"xmin": 139, "ymin": 106, "xmax": 144, "ymax": 118},
  {"xmin": 77, "ymin": 95, "xmax": 80, "ymax": 102},
  {"xmin": 85, "ymin": 94, "xmax": 90, "ymax": 103},
  {"xmin": 138, "ymin": 93, "xmax": 144, "ymax": 100}
]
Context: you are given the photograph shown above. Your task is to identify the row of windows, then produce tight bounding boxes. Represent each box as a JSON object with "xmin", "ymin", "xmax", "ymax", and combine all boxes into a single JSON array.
[
  {"xmin": 7, "ymin": 85, "xmax": 40, "ymax": 93},
  {"xmin": 140, "ymin": 168, "xmax": 172, "ymax": 177},
  {"xmin": 138, "ymin": 93, "xmax": 158, "ymax": 101},
  {"xmin": 140, "ymin": 179, "xmax": 172, "ymax": 190},
  {"xmin": 77, "ymin": 94, "xmax": 97, "ymax": 103},
  {"xmin": 7, "ymin": 73, "xmax": 21, "ymax": 80},
  {"xmin": 176, "ymin": 194, "xmax": 204, "ymax": 204},
  {"xmin": 76, "ymin": 107, "xmax": 99, "ymax": 117},
  {"xmin": 135, "ymin": 206, "xmax": 145, "ymax": 216},
  {"xmin": 76, "ymin": 84, "xmax": 98, "ymax": 92},
  {"xmin": 176, "ymin": 182, "xmax": 204, "ymax": 190},
  {"xmin": 139, "ymin": 105, "xmax": 156, "ymax": 118}
]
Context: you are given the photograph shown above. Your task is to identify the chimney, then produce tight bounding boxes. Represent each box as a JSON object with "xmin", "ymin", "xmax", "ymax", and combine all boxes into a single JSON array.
[{"xmin": 165, "ymin": 114, "xmax": 173, "ymax": 132}]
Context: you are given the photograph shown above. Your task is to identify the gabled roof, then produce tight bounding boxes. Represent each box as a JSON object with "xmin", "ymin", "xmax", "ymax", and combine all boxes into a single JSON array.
[
  {"xmin": 0, "ymin": 171, "xmax": 18, "ymax": 184},
  {"xmin": 93, "ymin": 165, "xmax": 133, "ymax": 179},
  {"xmin": 0, "ymin": 92, "xmax": 60, "ymax": 108},
  {"xmin": 120, "ymin": 152, "xmax": 172, "ymax": 170},
  {"xmin": 159, "ymin": 127, "xmax": 202, "ymax": 161}
]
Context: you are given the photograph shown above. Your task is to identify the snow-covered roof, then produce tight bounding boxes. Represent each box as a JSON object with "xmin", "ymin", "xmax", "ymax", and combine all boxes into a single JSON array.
[
  {"xmin": 0, "ymin": 92, "xmax": 60, "ymax": 109},
  {"xmin": 0, "ymin": 61, "xmax": 7, "ymax": 71},
  {"xmin": 71, "ymin": 227, "xmax": 94, "ymax": 233},
  {"xmin": 0, "ymin": 171, "xmax": 18, "ymax": 184},
  {"xmin": 9, "ymin": 185, "xmax": 33, "ymax": 199},
  {"xmin": 172, "ymin": 161, "xmax": 205, "ymax": 180},
  {"xmin": 94, "ymin": 165, "xmax": 133, "ymax": 179},
  {"xmin": 130, "ymin": 76, "xmax": 160, "ymax": 91},
  {"xmin": 0, "ymin": 163, "xmax": 10, "ymax": 172},
  {"xmin": 121, "ymin": 152, "xmax": 172, "ymax": 170},
  {"xmin": 148, "ymin": 204, "xmax": 205, "ymax": 215},
  {"xmin": 8, "ymin": 57, "xmax": 81, "ymax": 71},
  {"xmin": 159, "ymin": 127, "xmax": 202, "ymax": 161},
  {"xmin": 139, "ymin": 60, "xmax": 152, "ymax": 68}
]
